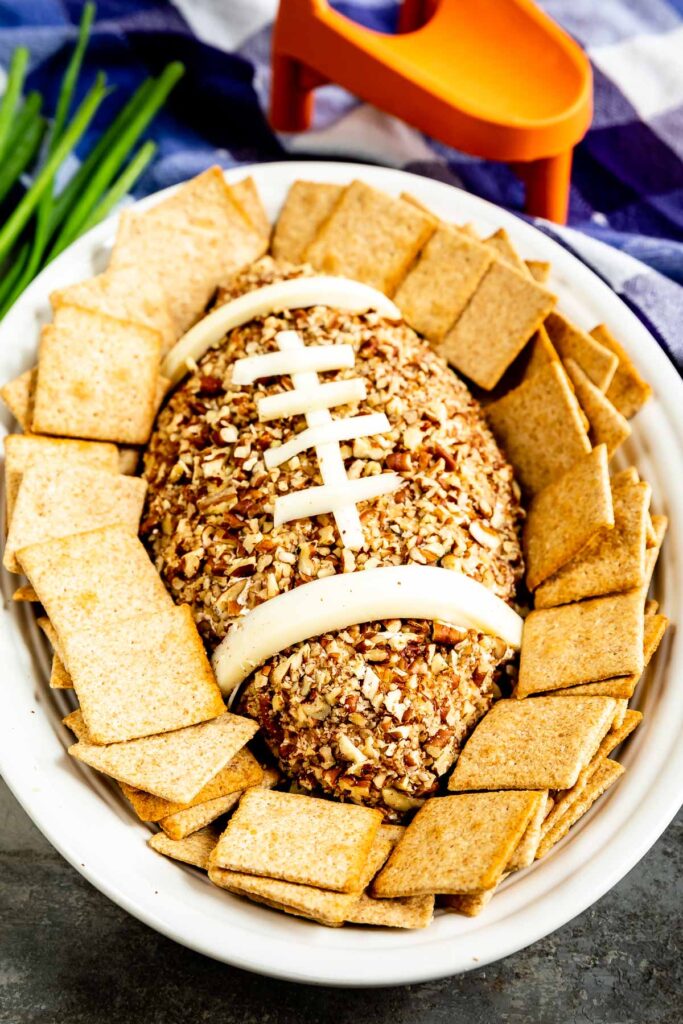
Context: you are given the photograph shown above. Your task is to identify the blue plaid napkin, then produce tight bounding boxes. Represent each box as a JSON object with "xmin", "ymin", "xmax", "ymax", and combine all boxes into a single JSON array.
[{"xmin": 1, "ymin": 0, "xmax": 681, "ymax": 370}]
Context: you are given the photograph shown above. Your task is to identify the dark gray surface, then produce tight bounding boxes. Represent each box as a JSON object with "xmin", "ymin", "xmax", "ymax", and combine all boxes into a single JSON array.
[{"xmin": 1, "ymin": 779, "xmax": 680, "ymax": 1024}]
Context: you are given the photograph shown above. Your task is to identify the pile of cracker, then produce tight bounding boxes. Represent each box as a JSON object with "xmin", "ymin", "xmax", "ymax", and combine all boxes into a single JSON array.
[{"xmin": 0, "ymin": 172, "xmax": 667, "ymax": 929}]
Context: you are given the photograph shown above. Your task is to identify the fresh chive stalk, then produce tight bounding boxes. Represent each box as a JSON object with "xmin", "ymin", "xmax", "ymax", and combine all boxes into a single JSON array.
[
  {"xmin": 0, "ymin": 94, "xmax": 45, "ymax": 206},
  {"xmin": 0, "ymin": 71, "xmax": 110, "ymax": 266},
  {"xmin": 0, "ymin": 46, "xmax": 29, "ymax": 160},
  {"xmin": 48, "ymin": 61, "xmax": 184, "ymax": 258},
  {"xmin": 78, "ymin": 139, "xmax": 156, "ymax": 235}
]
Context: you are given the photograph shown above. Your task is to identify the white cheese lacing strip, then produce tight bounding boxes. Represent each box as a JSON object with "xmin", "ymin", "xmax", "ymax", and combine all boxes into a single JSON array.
[
  {"xmin": 273, "ymin": 474, "xmax": 402, "ymax": 527},
  {"xmin": 257, "ymin": 378, "xmax": 367, "ymax": 422},
  {"xmin": 232, "ymin": 344, "xmax": 355, "ymax": 385},
  {"xmin": 274, "ymin": 330, "xmax": 365, "ymax": 548},
  {"xmin": 212, "ymin": 566, "xmax": 524, "ymax": 695},
  {"xmin": 264, "ymin": 412, "xmax": 390, "ymax": 469},
  {"xmin": 162, "ymin": 276, "xmax": 402, "ymax": 386}
]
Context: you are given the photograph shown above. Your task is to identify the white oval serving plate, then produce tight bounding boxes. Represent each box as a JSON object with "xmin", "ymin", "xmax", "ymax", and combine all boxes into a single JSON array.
[{"xmin": 1, "ymin": 161, "xmax": 682, "ymax": 987}]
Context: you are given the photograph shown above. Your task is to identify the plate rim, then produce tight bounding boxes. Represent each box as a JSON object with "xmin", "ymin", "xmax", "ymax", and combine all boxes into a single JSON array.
[{"xmin": 1, "ymin": 159, "xmax": 682, "ymax": 987}]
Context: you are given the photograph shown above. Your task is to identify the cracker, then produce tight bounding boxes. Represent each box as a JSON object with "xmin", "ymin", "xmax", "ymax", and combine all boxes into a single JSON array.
[
  {"xmin": 448, "ymin": 695, "xmax": 617, "ymax": 791},
  {"xmin": 441, "ymin": 882, "xmax": 503, "ymax": 918},
  {"xmin": 523, "ymin": 445, "xmax": 614, "ymax": 590},
  {"xmin": 12, "ymin": 584, "xmax": 38, "ymax": 602},
  {"xmin": 50, "ymin": 654, "xmax": 73, "ymax": 690},
  {"xmin": 485, "ymin": 228, "xmax": 529, "ymax": 275},
  {"xmin": 110, "ymin": 167, "xmax": 266, "ymax": 334},
  {"xmin": 346, "ymin": 892, "xmax": 435, "ymax": 929},
  {"xmin": 372, "ymin": 791, "xmax": 540, "ymax": 897},
  {"xmin": 506, "ymin": 791, "xmax": 549, "ymax": 870},
  {"xmin": 590, "ymin": 323, "xmax": 652, "ymax": 419},
  {"xmin": 521, "ymin": 327, "xmax": 559, "ymax": 382},
  {"xmin": 37, "ymin": 616, "xmax": 63, "ymax": 659},
  {"xmin": 486, "ymin": 362, "xmax": 591, "ymax": 494},
  {"xmin": 4, "ymin": 433, "xmax": 119, "ymax": 527},
  {"xmin": 394, "ymin": 224, "xmax": 492, "ymax": 342},
  {"xmin": 0, "ymin": 366, "xmax": 36, "ymax": 429},
  {"xmin": 5, "ymin": 464, "xmax": 146, "ymax": 573},
  {"xmin": 526, "ymin": 260, "xmax": 551, "ymax": 283},
  {"xmin": 18, "ymin": 525, "xmax": 172, "ymax": 638},
  {"xmin": 212, "ymin": 788, "xmax": 382, "ymax": 893},
  {"xmin": 545, "ymin": 312, "xmax": 618, "ymax": 391},
  {"xmin": 535, "ymin": 759, "xmax": 625, "ymax": 858},
  {"xmin": 62, "ymin": 708, "xmax": 90, "ymax": 740},
  {"xmin": 121, "ymin": 748, "xmax": 263, "ymax": 822},
  {"xmin": 612, "ymin": 466, "xmax": 639, "ymax": 486},
  {"xmin": 32, "ymin": 306, "xmax": 162, "ymax": 445},
  {"xmin": 305, "ymin": 180, "xmax": 435, "ymax": 296},
  {"xmin": 271, "ymin": 181, "xmax": 345, "ymax": 264},
  {"xmin": 159, "ymin": 791, "xmax": 243, "ymax": 840},
  {"xmin": 541, "ymin": 708, "xmax": 640, "ymax": 838},
  {"xmin": 534, "ymin": 480, "xmax": 650, "ymax": 607},
  {"xmin": 551, "ymin": 614, "xmax": 667, "ymax": 698},
  {"xmin": 209, "ymin": 830, "xmax": 391, "ymax": 927},
  {"xmin": 564, "ymin": 358, "xmax": 631, "ymax": 456},
  {"xmin": 441, "ymin": 260, "xmax": 555, "ymax": 389},
  {"xmin": 518, "ymin": 591, "xmax": 645, "ymax": 697},
  {"xmin": 50, "ymin": 267, "xmax": 176, "ymax": 353},
  {"xmin": 229, "ymin": 176, "xmax": 269, "ymax": 242},
  {"xmin": 63, "ymin": 604, "xmax": 225, "ymax": 744},
  {"xmin": 644, "ymin": 515, "xmax": 667, "ymax": 590},
  {"xmin": 69, "ymin": 709, "xmax": 253, "ymax": 803},
  {"xmin": 148, "ymin": 825, "xmax": 221, "ymax": 871}
]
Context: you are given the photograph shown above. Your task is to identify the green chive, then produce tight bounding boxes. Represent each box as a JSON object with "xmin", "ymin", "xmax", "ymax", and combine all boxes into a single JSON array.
[
  {"xmin": 0, "ymin": 95, "xmax": 45, "ymax": 206},
  {"xmin": 78, "ymin": 139, "xmax": 156, "ymax": 236},
  {"xmin": 0, "ymin": 46, "xmax": 29, "ymax": 160},
  {"xmin": 0, "ymin": 71, "xmax": 110, "ymax": 266}
]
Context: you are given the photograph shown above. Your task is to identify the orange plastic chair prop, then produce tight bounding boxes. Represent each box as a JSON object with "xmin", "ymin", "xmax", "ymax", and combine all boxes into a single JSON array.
[{"xmin": 270, "ymin": 0, "xmax": 593, "ymax": 223}]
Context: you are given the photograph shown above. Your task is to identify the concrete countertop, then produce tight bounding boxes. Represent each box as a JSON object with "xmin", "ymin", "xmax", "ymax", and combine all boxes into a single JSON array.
[{"xmin": 1, "ymin": 780, "xmax": 680, "ymax": 1024}]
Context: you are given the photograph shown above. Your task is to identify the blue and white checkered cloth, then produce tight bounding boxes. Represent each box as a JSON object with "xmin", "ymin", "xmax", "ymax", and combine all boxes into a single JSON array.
[{"xmin": 1, "ymin": 0, "xmax": 681, "ymax": 370}]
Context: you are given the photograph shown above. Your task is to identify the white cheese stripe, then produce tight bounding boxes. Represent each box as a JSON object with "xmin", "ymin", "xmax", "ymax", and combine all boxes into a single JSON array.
[
  {"xmin": 274, "ymin": 473, "xmax": 402, "ymax": 527},
  {"xmin": 274, "ymin": 330, "xmax": 365, "ymax": 550},
  {"xmin": 232, "ymin": 344, "xmax": 355, "ymax": 385},
  {"xmin": 257, "ymin": 378, "xmax": 367, "ymax": 422},
  {"xmin": 264, "ymin": 412, "xmax": 391, "ymax": 469},
  {"xmin": 212, "ymin": 566, "xmax": 523, "ymax": 695},
  {"xmin": 162, "ymin": 276, "xmax": 402, "ymax": 386}
]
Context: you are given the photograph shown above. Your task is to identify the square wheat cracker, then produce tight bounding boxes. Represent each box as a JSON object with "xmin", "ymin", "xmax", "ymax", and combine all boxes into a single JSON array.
[
  {"xmin": 305, "ymin": 180, "xmax": 435, "ymax": 296},
  {"xmin": 441, "ymin": 260, "xmax": 555, "ymax": 389},
  {"xmin": 534, "ymin": 479, "xmax": 651, "ymax": 607},
  {"xmin": 50, "ymin": 267, "xmax": 176, "ymax": 353},
  {"xmin": 148, "ymin": 825, "xmax": 221, "ymax": 871},
  {"xmin": 12, "ymin": 584, "xmax": 38, "ymax": 602},
  {"xmin": 271, "ymin": 180, "xmax": 344, "ymax": 263},
  {"xmin": 110, "ymin": 167, "xmax": 266, "ymax": 334},
  {"xmin": 4, "ymin": 464, "xmax": 146, "ymax": 573},
  {"xmin": 209, "ymin": 829, "xmax": 394, "ymax": 927},
  {"xmin": 517, "ymin": 590, "xmax": 644, "ymax": 697},
  {"xmin": 37, "ymin": 615, "xmax": 63, "ymax": 658},
  {"xmin": 526, "ymin": 260, "xmax": 551, "ymax": 283},
  {"xmin": 590, "ymin": 323, "xmax": 652, "ymax": 419},
  {"xmin": 393, "ymin": 224, "xmax": 493, "ymax": 342},
  {"xmin": 159, "ymin": 791, "xmax": 243, "ymax": 840},
  {"xmin": 506, "ymin": 791, "xmax": 549, "ymax": 870},
  {"xmin": 32, "ymin": 306, "xmax": 161, "ymax": 444},
  {"xmin": 564, "ymin": 358, "xmax": 631, "ymax": 456},
  {"xmin": 523, "ymin": 445, "xmax": 613, "ymax": 591},
  {"xmin": 372, "ymin": 791, "xmax": 540, "ymax": 897},
  {"xmin": 18, "ymin": 525, "xmax": 172, "ymax": 638},
  {"xmin": 448, "ymin": 695, "xmax": 617, "ymax": 791},
  {"xmin": 346, "ymin": 892, "xmax": 434, "ymax": 929},
  {"xmin": 63, "ymin": 603, "xmax": 225, "ymax": 744},
  {"xmin": 0, "ymin": 366, "xmax": 36, "ymax": 429},
  {"xmin": 535, "ymin": 759, "xmax": 625, "ymax": 859},
  {"xmin": 69, "ymin": 708, "xmax": 255, "ymax": 802},
  {"xmin": 50, "ymin": 654, "xmax": 73, "ymax": 689},
  {"xmin": 4, "ymin": 434, "xmax": 119, "ymax": 528},
  {"xmin": 521, "ymin": 328, "xmax": 559, "ymax": 382},
  {"xmin": 229, "ymin": 176, "xmax": 270, "ymax": 242},
  {"xmin": 544, "ymin": 311, "xmax": 618, "ymax": 391},
  {"xmin": 486, "ymin": 362, "xmax": 590, "ymax": 494},
  {"xmin": 485, "ymin": 228, "xmax": 529, "ymax": 275},
  {"xmin": 121, "ymin": 747, "xmax": 263, "ymax": 822},
  {"xmin": 212, "ymin": 788, "xmax": 382, "ymax": 893}
]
